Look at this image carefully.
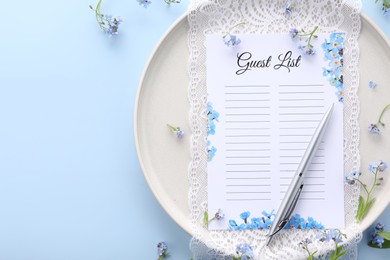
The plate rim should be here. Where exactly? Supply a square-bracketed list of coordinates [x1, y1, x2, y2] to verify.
[134, 11, 390, 236]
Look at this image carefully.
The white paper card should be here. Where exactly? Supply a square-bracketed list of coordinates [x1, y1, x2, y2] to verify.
[206, 34, 345, 230]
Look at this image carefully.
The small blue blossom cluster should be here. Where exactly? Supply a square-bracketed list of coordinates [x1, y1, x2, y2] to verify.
[214, 209, 225, 220]
[298, 238, 312, 250]
[222, 22, 245, 48]
[316, 229, 345, 243]
[316, 229, 347, 259]
[322, 33, 345, 102]
[368, 124, 381, 135]
[90, 1, 122, 36]
[289, 27, 318, 55]
[369, 80, 377, 89]
[157, 241, 169, 259]
[207, 102, 219, 136]
[345, 161, 387, 186]
[207, 102, 219, 162]
[370, 222, 386, 248]
[376, 0, 390, 16]
[344, 170, 359, 185]
[234, 243, 254, 260]
[104, 15, 122, 36]
[137, 0, 152, 8]
[368, 103, 390, 135]
[298, 238, 317, 259]
[353, 161, 387, 221]
[368, 160, 388, 173]
[228, 211, 324, 231]
[167, 124, 184, 139]
[283, 1, 292, 15]
[223, 35, 242, 48]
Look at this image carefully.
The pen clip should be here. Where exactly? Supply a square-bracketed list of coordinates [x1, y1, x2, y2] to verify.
[267, 184, 304, 238]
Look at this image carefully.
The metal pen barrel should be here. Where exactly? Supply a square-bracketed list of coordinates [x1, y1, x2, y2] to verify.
[266, 103, 334, 246]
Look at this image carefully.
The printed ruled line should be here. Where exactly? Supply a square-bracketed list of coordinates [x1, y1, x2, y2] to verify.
[226, 113, 271, 116]
[279, 105, 325, 108]
[227, 170, 270, 173]
[225, 85, 270, 88]
[280, 176, 325, 179]
[225, 99, 270, 102]
[224, 92, 270, 95]
[280, 148, 306, 151]
[279, 127, 316, 130]
[225, 143, 270, 145]
[226, 192, 271, 194]
[279, 84, 324, 87]
[308, 169, 325, 172]
[280, 163, 299, 165]
[225, 156, 271, 159]
[226, 163, 271, 166]
[279, 99, 324, 101]
[226, 128, 270, 130]
[280, 134, 313, 137]
[226, 120, 270, 123]
[279, 120, 321, 122]
[280, 183, 325, 186]
[227, 199, 272, 201]
[280, 141, 309, 144]
[227, 184, 271, 187]
[279, 113, 324, 115]
[299, 198, 325, 200]
[278, 198, 325, 201]
[226, 177, 271, 180]
[225, 107, 270, 109]
[278, 91, 324, 94]
[225, 134, 270, 137]
[280, 191, 325, 193]
[226, 148, 271, 151]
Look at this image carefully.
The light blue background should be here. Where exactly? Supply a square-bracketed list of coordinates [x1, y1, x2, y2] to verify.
[0, 0, 389, 259]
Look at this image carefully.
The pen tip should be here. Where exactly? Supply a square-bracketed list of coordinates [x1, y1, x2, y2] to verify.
[265, 236, 273, 247]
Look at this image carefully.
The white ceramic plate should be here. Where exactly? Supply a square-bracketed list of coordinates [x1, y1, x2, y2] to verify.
[134, 13, 390, 235]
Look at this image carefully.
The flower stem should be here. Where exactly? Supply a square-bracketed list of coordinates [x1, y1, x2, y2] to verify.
[377, 103, 390, 126]
[308, 26, 318, 41]
[359, 168, 379, 212]
[367, 168, 379, 195]
[230, 21, 246, 31]
[297, 26, 318, 37]
[356, 179, 369, 195]
[223, 22, 245, 38]
[167, 124, 178, 132]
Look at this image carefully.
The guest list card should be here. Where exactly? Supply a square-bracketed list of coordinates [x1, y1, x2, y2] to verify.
[206, 34, 345, 230]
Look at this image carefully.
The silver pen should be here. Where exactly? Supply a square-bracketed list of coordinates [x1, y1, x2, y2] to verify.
[265, 103, 335, 246]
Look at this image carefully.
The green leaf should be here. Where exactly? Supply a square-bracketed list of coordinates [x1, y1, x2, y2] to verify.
[329, 245, 346, 260]
[356, 196, 365, 221]
[368, 239, 390, 249]
[307, 255, 313, 260]
[337, 250, 347, 258]
[365, 198, 376, 212]
[203, 211, 208, 226]
[378, 232, 390, 241]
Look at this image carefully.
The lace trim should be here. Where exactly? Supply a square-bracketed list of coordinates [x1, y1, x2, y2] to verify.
[188, 1, 362, 259]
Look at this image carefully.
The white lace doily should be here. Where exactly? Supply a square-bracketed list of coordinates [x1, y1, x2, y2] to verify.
[187, 1, 362, 259]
